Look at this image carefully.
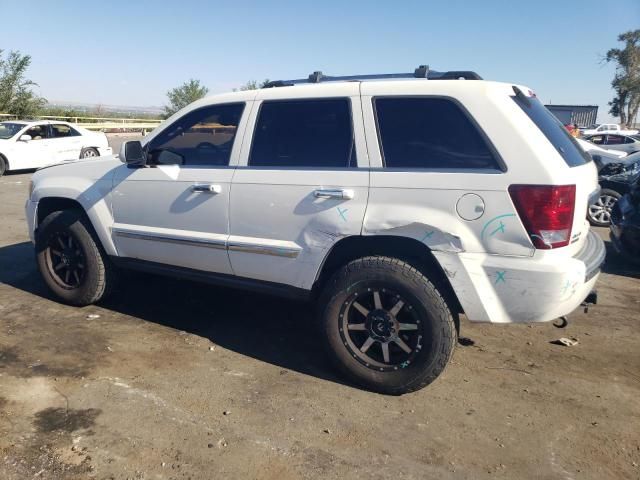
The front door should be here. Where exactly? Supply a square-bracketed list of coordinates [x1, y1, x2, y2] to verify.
[13, 123, 53, 169]
[111, 102, 249, 275]
[228, 85, 369, 289]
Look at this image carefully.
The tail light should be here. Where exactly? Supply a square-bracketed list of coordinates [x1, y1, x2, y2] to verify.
[508, 185, 575, 249]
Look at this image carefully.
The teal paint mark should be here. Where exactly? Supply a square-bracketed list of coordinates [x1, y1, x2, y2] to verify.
[420, 230, 434, 242]
[400, 361, 409, 369]
[490, 221, 506, 237]
[495, 271, 506, 284]
[561, 280, 571, 295]
[481, 214, 516, 239]
[337, 207, 348, 222]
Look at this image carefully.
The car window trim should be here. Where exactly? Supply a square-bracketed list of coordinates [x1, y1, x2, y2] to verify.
[247, 97, 356, 169]
[146, 102, 246, 167]
[371, 95, 507, 173]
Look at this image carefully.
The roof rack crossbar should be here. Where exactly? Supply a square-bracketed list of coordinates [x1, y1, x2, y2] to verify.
[262, 66, 482, 88]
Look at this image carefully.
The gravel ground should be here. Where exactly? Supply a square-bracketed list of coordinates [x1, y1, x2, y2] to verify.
[0, 155, 639, 479]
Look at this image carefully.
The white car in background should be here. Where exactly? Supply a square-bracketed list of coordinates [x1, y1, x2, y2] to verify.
[583, 133, 640, 155]
[0, 120, 112, 176]
[581, 123, 639, 136]
[576, 138, 628, 165]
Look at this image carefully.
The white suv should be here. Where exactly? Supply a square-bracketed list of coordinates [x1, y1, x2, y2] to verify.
[26, 67, 605, 394]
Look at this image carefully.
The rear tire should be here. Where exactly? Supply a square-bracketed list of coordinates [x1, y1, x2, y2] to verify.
[0, 155, 7, 176]
[318, 256, 456, 395]
[36, 210, 115, 306]
[80, 147, 99, 159]
[588, 189, 621, 227]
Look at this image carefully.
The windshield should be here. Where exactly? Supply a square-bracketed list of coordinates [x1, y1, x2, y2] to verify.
[512, 90, 592, 167]
[0, 122, 26, 140]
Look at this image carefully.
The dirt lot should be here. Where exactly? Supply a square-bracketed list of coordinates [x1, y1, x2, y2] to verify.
[0, 165, 639, 479]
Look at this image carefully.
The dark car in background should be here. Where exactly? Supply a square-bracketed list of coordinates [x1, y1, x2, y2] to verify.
[588, 155, 640, 226]
[610, 179, 640, 264]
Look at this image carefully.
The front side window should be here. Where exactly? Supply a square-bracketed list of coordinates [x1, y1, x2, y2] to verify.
[50, 124, 80, 138]
[25, 125, 49, 140]
[624, 136, 635, 144]
[148, 103, 245, 166]
[374, 97, 500, 170]
[249, 99, 354, 168]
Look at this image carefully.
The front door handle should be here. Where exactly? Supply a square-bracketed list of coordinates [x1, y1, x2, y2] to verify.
[191, 183, 222, 194]
[314, 188, 355, 200]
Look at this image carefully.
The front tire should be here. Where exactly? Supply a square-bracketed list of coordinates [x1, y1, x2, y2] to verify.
[0, 155, 7, 176]
[588, 189, 621, 227]
[318, 256, 457, 395]
[36, 210, 114, 306]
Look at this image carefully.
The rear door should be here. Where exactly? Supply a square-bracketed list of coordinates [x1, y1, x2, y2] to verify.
[228, 84, 369, 289]
[49, 124, 83, 161]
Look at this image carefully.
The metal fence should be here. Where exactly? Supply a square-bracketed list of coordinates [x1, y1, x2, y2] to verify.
[0, 113, 162, 132]
[545, 105, 598, 127]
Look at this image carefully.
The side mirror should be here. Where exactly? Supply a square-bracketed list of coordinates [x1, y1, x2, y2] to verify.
[19, 134, 32, 142]
[119, 140, 146, 167]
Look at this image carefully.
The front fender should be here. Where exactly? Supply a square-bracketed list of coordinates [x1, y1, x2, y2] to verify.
[31, 159, 120, 255]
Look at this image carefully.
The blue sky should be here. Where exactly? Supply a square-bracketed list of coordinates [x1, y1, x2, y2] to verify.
[2, 0, 638, 121]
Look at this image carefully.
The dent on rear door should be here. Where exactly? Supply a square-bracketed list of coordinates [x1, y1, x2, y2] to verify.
[227, 90, 370, 289]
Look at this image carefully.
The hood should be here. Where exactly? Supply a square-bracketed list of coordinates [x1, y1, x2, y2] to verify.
[35, 154, 122, 179]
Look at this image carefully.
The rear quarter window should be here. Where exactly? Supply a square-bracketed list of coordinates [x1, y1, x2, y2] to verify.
[374, 97, 502, 170]
[512, 90, 591, 167]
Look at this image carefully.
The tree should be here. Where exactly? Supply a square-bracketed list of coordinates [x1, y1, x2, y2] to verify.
[163, 79, 209, 118]
[0, 49, 46, 118]
[235, 79, 271, 91]
[605, 30, 640, 127]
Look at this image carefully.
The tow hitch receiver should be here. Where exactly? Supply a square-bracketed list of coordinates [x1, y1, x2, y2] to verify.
[581, 290, 598, 313]
[553, 290, 598, 328]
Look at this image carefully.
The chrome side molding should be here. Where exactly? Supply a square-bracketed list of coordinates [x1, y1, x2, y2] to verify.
[113, 228, 226, 250]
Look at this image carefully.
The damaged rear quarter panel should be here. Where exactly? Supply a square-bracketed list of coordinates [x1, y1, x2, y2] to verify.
[362, 185, 533, 256]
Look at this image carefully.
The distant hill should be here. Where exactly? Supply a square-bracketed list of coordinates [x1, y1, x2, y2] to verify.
[46, 100, 163, 116]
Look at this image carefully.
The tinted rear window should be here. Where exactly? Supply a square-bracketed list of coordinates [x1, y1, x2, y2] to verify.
[513, 93, 591, 167]
[374, 97, 501, 170]
[250, 99, 354, 168]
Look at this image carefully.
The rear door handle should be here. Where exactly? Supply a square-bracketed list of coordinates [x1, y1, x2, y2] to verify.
[191, 184, 222, 194]
[314, 188, 355, 200]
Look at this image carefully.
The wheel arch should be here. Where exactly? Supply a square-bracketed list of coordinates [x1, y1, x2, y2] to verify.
[35, 195, 117, 256]
[313, 235, 463, 319]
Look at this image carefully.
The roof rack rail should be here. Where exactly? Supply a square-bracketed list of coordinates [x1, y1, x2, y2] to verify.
[262, 65, 482, 88]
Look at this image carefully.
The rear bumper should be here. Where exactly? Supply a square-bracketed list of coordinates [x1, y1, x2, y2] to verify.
[98, 146, 113, 157]
[434, 230, 605, 323]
